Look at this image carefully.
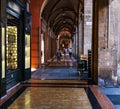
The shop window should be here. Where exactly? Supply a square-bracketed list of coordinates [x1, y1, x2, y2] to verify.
[6, 15, 18, 70]
[2, 27, 5, 78]
[25, 34, 30, 68]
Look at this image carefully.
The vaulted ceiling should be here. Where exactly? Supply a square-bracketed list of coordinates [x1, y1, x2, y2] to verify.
[41, 0, 84, 36]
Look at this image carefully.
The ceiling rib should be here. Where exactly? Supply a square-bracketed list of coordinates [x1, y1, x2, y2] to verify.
[41, 0, 83, 37]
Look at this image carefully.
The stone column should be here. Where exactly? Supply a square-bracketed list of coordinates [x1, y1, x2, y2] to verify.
[79, 18, 84, 55]
[84, 0, 92, 55]
[72, 35, 76, 56]
[75, 32, 77, 57]
[91, 0, 99, 84]
[57, 38, 59, 49]
[77, 21, 80, 58]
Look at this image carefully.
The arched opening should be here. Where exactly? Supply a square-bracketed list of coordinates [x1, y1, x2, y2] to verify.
[30, 0, 93, 83]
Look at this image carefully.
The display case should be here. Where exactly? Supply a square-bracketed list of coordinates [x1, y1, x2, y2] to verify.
[6, 26, 18, 70]
[25, 34, 30, 68]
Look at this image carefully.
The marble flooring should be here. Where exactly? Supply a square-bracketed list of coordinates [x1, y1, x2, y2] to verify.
[32, 68, 88, 80]
[32, 56, 88, 80]
[7, 87, 93, 109]
[0, 55, 115, 109]
[44, 55, 77, 68]
[0, 83, 115, 109]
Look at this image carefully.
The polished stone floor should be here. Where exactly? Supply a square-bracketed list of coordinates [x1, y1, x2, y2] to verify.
[7, 87, 93, 109]
[32, 68, 88, 80]
[44, 54, 77, 68]
[32, 55, 88, 80]
[0, 55, 115, 109]
[1, 83, 115, 109]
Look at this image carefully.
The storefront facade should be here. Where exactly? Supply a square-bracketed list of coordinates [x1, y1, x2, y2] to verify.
[0, 0, 31, 97]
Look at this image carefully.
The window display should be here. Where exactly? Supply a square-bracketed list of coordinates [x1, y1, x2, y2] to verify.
[2, 27, 5, 78]
[25, 34, 30, 68]
[6, 26, 18, 70]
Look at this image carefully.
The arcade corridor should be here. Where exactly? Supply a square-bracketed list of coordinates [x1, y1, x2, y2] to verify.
[1, 0, 120, 109]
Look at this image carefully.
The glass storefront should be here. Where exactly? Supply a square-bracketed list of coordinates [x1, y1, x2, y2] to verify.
[2, 27, 5, 78]
[6, 15, 18, 70]
[25, 34, 30, 68]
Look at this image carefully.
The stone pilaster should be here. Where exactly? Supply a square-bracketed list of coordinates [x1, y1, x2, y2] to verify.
[84, 0, 92, 55]
[91, 0, 99, 84]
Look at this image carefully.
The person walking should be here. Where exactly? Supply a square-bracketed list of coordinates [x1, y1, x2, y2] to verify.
[56, 48, 62, 64]
[68, 47, 72, 59]
[63, 47, 67, 60]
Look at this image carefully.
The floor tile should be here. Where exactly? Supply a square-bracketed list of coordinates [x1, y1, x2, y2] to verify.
[7, 87, 93, 109]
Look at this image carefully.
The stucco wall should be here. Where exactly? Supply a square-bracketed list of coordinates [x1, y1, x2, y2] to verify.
[30, 0, 44, 68]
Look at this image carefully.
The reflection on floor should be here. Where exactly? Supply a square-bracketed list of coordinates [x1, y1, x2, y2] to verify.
[0, 55, 115, 109]
[32, 68, 88, 80]
[33, 55, 88, 81]
[44, 55, 77, 68]
[8, 87, 93, 109]
[0, 84, 115, 109]
[1, 84, 104, 109]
